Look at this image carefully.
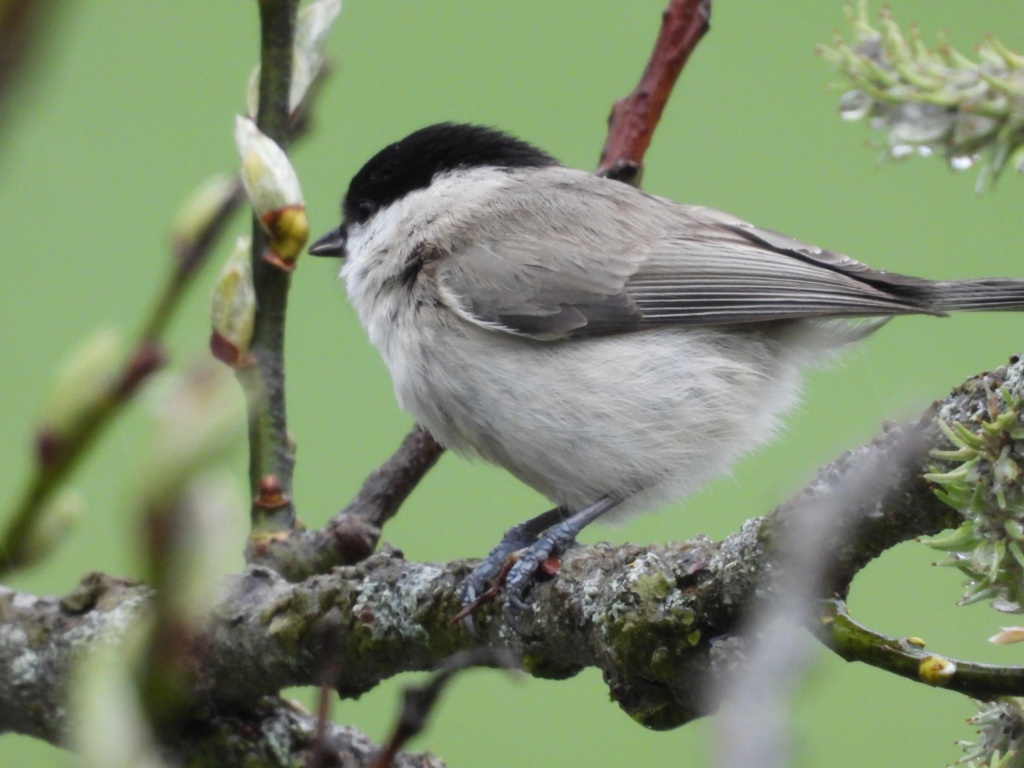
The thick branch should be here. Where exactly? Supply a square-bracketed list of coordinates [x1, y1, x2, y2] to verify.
[0, 575, 442, 766]
[0, 573, 152, 742]
[9, 355, 1016, 738]
[168, 697, 445, 768]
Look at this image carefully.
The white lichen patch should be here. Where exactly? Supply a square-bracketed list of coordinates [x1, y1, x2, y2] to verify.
[352, 563, 444, 641]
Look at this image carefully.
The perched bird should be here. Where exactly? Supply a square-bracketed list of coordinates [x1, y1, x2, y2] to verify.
[309, 122, 1024, 622]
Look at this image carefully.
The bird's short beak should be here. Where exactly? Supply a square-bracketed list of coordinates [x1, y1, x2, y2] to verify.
[308, 227, 347, 257]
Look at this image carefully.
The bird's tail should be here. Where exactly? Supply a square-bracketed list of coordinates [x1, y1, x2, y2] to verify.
[925, 279, 1024, 313]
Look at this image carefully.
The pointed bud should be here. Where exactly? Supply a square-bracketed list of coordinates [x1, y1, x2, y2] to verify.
[209, 236, 256, 368]
[234, 116, 308, 268]
[171, 173, 239, 259]
[7, 489, 82, 569]
[42, 328, 123, 435]
[291, 0, 342, 110]
[246, 0, 342, 116]
[990, 626, 1024, 644]
[235, 116, 304, 215]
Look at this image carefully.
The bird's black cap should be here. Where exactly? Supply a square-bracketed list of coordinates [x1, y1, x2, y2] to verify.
[342, 123, 558, 225]
[308, 123, 559, 258]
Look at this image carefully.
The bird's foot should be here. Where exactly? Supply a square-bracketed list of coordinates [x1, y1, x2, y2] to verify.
[455, 507, 569, 634]
[455, 496, 622, 635]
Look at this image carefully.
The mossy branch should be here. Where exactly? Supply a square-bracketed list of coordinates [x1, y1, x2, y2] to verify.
[9, 359, 1024, 741]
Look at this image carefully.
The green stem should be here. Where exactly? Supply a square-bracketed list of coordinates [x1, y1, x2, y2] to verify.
[820, 598, 1024, 698]
[247, 0, 299, 531]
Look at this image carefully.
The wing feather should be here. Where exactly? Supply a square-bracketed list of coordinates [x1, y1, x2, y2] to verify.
[430, 169, 936, 339]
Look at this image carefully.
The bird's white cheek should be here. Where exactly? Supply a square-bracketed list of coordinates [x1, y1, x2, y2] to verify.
[339, 218, 423, 359]
[340, 201, 418, 286]
[339, 228, 369, 291]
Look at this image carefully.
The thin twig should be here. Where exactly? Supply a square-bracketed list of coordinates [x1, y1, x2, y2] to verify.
[820, 598, 1024, 697]
[0, 187, 243, 577]
[246, 426, 444, 580]
[370, 650, 518, 768]
[304, 607, 345, 768]
[141, 180, 246, 344]
[338, 425, 444, 531]
[0, 1, 63, 140]
[596, 0, 711, 184]
[0, 346, 165, 576]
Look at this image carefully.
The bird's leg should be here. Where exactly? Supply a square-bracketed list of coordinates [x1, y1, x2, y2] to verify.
[503, 494, 623, 628]
[459, 505, 570, 613]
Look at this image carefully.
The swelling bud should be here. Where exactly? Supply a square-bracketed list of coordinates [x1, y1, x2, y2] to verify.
[234, 116, 308, 269]
[209, 236, 256, 368]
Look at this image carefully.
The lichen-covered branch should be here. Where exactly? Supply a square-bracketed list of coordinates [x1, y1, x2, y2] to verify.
[0, 573, 152, 742]
[11, 357, 1023, 741]
[0, 575, 442, 766]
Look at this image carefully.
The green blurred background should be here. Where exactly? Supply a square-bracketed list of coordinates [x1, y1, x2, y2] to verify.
[2, 1, 1021, 765]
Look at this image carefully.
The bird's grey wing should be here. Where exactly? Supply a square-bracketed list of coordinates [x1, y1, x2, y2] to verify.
[432, 182, 936, 340]
[627, 206, 938, 328]
[434, 235, 645, 339]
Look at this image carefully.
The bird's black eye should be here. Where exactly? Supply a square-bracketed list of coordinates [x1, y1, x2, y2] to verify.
[355, 200, 377, 224]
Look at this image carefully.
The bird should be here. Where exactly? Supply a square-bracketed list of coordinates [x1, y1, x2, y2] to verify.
[308, 121, 1024, 625]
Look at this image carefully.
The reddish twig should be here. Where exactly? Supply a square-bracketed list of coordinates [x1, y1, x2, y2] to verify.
[596, 0, 711, 183]
[304, 607, 344, 768]
[370, 650, 518, 768]
[0, 1, 63, 138]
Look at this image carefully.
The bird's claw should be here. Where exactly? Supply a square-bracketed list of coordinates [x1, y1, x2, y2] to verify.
[453, 557, 515, 635]
[455, 540, 561, 637]
[454, 503, 607, 635]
